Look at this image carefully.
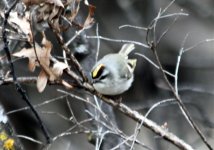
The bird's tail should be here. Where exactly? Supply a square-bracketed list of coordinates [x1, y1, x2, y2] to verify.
[119, 43, 135, 57]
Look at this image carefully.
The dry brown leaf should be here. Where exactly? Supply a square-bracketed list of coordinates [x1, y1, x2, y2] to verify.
[36, 61, 69, 92]
[46, 0, 64, 7]
[13, 40, 52, 72]
[61, 80, 73, 90]
[13, 44, 43, 72]
[33, 1, 64, 32]
[83, 0, 95, 29]
[13, 37, 53, 92]
[41, 37, 52, 67]
[1, 11, 32, 42]
[66, 0, 81, 22]
[51, 62, 68, 78]
[23, 0, 46, 6]
[13, 37, 69, 92]
[37, 70, 48, 93]
[23, 0, 64, 7]
[36, 61, 68, 92]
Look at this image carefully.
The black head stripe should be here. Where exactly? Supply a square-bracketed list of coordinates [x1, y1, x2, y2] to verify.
[92, 64, 105, 79]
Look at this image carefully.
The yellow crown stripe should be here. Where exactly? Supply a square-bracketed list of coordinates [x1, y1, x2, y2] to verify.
[92, 64, 104, 78]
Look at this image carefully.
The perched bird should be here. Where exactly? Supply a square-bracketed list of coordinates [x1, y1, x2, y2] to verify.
[91, 44, 137, 95]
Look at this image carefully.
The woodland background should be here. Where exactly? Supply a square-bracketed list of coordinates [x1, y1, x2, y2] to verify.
[0, 0, 214, 150]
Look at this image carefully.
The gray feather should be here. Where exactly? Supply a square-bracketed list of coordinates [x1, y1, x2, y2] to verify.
[119, 44, 135, 57]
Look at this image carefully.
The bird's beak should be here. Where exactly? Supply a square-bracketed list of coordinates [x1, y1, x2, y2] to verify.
[92, 80, 95, 84]
[92, 78, 99, 84]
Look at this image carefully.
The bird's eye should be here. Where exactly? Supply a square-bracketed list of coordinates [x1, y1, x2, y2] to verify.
[100, 74, 108, 80]
[92, 64, 105, 79]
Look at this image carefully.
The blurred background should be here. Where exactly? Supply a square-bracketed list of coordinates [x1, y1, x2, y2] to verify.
[91, 0, 214, 149]
[1, 0, 214, 149]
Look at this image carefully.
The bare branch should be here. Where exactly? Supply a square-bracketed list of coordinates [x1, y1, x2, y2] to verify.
[85, 35, 150, 48]
[95, 23, 100, 62]
[119, 24, 147, 31]
[16, 135, 44, 145]
[183, 39, 214, 53]
[6, 95, 67, 115]
[135, 53, 175, 77]
[48, 23, 88, 82]
[144, 1, 213, 148]
[157, 16, 179, 45]
[81, 81, 195, 150]
[152, 42, 212, 150]
[155, 12, 188, 20]
[130, 99, 176, 149]
[175, 33, 190, 94]
[52, 118, 93, 141]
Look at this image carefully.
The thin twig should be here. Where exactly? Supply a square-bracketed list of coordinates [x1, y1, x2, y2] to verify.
[65, 28, 85, 47]
[153, 9, 162, 45]
[81, 82, 194, 150]
[183, 39, 214, 52]
[119, 24, 147, 31]
[57, 89, 108, 120]
[162, 0, 176, 14]
[85, 35, 150, 48]
[111, 134, 153, 150]
[87, 110, 130, 149]
[52, 118, 93, 141]
[157, 16, 179, 45]
[48, 22, 88, 82]
[130, 98, 175, 149]
[174, 33, 189, 94]
[16, 135, 44, 145]
[86, 110, 153, 150]
[41, 111, 72, 122]
[135, 53, 175, 77]
[7, 95, 67, 115]
[65, 96, 76, 121]
[65, 117, 92, 134]
[0, 76, 37, 85]
[53, 129, 93, 141]
[152, 44, 212, 150]
[145, 1, 213, 148]
[63, 48, 70, 70]
[155, 12, 188, 20]
[95, 23, 100, 62]
[174, 47, 183, 95]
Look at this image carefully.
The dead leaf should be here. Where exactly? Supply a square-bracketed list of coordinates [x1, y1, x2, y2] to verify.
[13, 43, 43, 72]
[13, 37, 69, 92]
[61, 80, 73, 90]
[23, 0, 64, 7]
[37, 70, 48, 93]
[66, 0, 80, 23]
[33, 1, 64, 32]
[1, 11, 32, 42]
[46, 0, 64, 7]
[13, 37, 53, 92]
[13, 39, 52, 72]
[23, 0, 45, 6]
[83, 0, 96, 29]
[51, 62, 68, 78]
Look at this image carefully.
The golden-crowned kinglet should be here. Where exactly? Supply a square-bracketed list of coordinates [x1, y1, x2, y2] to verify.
[91, 44, 137, 95]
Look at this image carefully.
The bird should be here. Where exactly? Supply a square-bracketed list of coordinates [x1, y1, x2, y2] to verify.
[91, 43, 137, 95]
